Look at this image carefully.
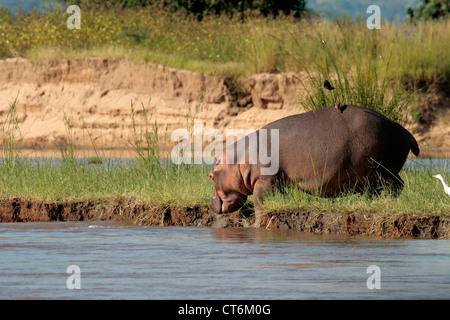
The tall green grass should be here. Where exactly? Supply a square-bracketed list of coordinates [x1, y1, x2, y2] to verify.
[289, 30, 412, 124]
[128, 99, 165, 166]
[1, 5, 448, 83]
[0, 156, 448, 216]
[0, 159, 212, 206]
[261, 169, 450, 217]
[1, 94, 22, 168]
[0, 92, 211, 206]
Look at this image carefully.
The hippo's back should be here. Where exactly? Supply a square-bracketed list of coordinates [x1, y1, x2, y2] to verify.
[261, 105, 419, 192]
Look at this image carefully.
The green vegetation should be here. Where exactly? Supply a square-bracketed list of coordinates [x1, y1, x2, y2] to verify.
[0, 160, 213, 206]
[407, 0, 450, 21]
[0, 96, 212, 206]
[1, 155, 448, 217]
[0, 5, 448, 82]
[1, 95, 23, 169]
[61, 0, 308, 19]
[0, 97, 448, 216]
[262, 168, 450, 217]
[295, 30, 413, 124]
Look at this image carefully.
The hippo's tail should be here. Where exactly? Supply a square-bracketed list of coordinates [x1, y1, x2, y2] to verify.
[404, 127, 420, 156]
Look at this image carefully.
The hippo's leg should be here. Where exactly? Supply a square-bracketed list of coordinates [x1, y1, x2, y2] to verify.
[383, 172, 404, 197]
[371, 170, 404, 197]
[253, 179, 274, 208]
[252, 179, 274, 228]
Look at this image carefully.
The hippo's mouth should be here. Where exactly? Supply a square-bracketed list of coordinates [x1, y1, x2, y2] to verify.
[209, 192, 223, 214]
[209, 190, 247, 214]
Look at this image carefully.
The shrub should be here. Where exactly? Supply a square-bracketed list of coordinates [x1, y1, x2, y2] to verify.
[59, 0, 308, 19]
[407, 0, 450, 21]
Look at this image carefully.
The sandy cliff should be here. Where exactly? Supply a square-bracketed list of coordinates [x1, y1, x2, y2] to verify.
[0, 57, 448, 158]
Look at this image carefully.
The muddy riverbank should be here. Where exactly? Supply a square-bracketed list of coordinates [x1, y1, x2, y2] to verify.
[1, 198, 448, 239]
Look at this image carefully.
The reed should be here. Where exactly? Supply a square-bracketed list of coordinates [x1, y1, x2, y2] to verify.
[128, 99, 164, 166]
[1, 94, 23, 168]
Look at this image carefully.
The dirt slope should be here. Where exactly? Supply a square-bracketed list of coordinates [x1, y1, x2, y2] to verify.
[0, 57, 448, 158]
[0, 58, 302, 157]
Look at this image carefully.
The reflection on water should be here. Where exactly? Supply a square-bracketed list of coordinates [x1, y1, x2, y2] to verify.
[1, 158, 449, 171]
[404, 158, 449, 171]
[0, 222, 449, 299]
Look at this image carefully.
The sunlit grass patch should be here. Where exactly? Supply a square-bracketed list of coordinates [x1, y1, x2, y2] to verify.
[261, 169, 450, 217]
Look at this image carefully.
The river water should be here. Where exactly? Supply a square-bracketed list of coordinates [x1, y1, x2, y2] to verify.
[2, 157, 449, 171]
[0, 222, 449, 300]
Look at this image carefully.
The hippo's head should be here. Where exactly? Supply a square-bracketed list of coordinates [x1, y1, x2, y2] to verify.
[208, 155, 250, 214]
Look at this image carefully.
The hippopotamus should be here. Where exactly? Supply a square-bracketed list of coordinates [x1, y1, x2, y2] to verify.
[209, 105, 420, 214]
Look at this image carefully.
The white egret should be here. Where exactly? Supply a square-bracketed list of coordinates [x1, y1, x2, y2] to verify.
[432, 174, 450, 197]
